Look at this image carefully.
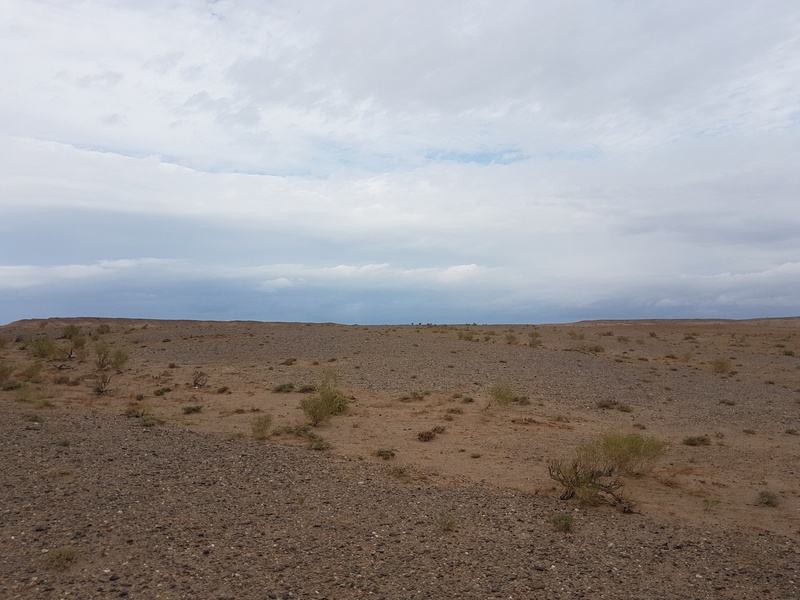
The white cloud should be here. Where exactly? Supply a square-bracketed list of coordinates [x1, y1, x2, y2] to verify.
[1, 1, 799, 323]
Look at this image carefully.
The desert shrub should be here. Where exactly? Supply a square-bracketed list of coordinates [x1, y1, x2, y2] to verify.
[398, 390, 429, 402]
[296, 384, 317, 393]
[574, 344, 604, 353]
[61, 325, 81, 340]
[111, 349, 129, 372]
[457, 330, 475, 341]
[0, 364, 13, 384]
[280, 357, 297, 366]
[217, 386, 229, 394]
[489, 382, 516, 405]
[139, 414, 164, 427]
[94, 344, 111, 370]
[2, 380, 23, 391]
[579, 432, 666, 476]
[431, 425, 446, 434]
[375, 448, 396, 460]
[0, 338, 7, 349]
[122, 405, 150, 418]
[29, 337, 58, 359]
[183, 405, 203, 414]
[683, 435, 711, 446]
[251, 414, 273, 439]
[433, 514, 457, 532]
[548, 459, 626, 507]
[153, 387, 171, 396]
[93, 372, 113, 395]
[308, 437, 331, 451]
[45, 546, 79, 570]
[95, 324, 111, 335]
[756, 490, 779, 507]
[528, 331, 542, 347]
[710, 358, 731, 374]
[505, 333, 518, 345]
[550, 513, 575, 533]
[273, 382, 295, 393]
[300, 383, 349, 426]
[418, 430, 436, 442]
[20, 362, 44, 383]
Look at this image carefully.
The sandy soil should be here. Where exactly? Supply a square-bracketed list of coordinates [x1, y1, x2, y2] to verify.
[1, 317, 798, 598]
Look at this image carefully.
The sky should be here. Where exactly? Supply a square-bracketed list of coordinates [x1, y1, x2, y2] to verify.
[1, 1, 799, 325]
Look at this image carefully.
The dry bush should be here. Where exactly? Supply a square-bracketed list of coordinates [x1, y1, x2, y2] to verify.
[548, 459, 626, 508]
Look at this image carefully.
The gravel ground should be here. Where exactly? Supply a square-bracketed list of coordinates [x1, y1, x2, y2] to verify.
[1, 403, 798, 599]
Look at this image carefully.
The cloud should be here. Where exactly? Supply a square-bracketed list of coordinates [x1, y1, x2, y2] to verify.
[1, 1, 799, 324]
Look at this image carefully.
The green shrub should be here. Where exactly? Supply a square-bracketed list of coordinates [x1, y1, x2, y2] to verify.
[273, 382, 295, 393]
[300, 372, 348, 426]
[550, 513, 575, 533]
[251, 414, 273, 439]
[375, 448, 396, 460]
[579, 432, 666, 476]
[29, 337, 58, 359]
[489, 382, 516, 405]
[182, 405, 203, 414]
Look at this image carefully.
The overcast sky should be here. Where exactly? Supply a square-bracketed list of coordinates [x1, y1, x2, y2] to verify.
[1, 1, 799, 325]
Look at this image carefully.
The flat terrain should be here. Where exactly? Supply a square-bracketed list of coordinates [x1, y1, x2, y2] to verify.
[1, 317, 799, 598]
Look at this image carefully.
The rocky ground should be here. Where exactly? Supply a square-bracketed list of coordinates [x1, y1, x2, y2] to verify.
[1, 317, 799, 598]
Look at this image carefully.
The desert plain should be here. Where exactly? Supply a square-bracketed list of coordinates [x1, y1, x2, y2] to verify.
[1, 317, 798, 598]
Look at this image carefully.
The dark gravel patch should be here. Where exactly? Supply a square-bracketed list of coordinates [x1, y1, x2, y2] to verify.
[1, 403, 798, 599]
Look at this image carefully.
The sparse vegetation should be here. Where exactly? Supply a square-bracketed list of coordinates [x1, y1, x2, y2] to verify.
[273, 382, 295, 393]
[375, 448, 396, 460]
[45, 546, 79, 570]
[489, 382, 515, 404]
[299, 371, 348, 426]
[550, 512, 575, 533]
[418, 430, 436, 442]
[433, 514, 457, 532]
[182, 405, 203, 414]
[595, 399, 633, 412]
[756, 490, 779, 507]
[251, 414, 273, 439]
[710, 358, 731, 374]
[548, 459, 627, 508]
[683, 435, 711, 446]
